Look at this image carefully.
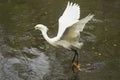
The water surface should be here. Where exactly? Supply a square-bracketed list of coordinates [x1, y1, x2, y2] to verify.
[0, 0, 120, 80]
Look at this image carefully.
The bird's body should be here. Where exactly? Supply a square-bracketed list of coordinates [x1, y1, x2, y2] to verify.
[35, 2, 94, 50]
[35, 1, 94, 72]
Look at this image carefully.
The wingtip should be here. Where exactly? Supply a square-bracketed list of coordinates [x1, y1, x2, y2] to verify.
[67, 1, 70, 6]
[87, 14, 95, 20]
[88, 14, 95, 17]
[67, 1, 79, 7]
[79, 14, 94, 24]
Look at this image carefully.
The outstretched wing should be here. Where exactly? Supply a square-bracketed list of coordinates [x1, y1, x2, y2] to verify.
[61, 14, 94, 41]
[57, 2, 80, 39]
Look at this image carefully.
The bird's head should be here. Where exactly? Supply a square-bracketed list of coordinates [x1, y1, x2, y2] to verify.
[35, 24, 48, 32]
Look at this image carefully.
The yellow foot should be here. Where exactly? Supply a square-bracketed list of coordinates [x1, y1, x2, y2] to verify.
[72, 62, 81, 71]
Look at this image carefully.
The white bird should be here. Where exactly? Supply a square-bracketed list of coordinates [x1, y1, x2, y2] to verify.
[35, 1, 94, 72]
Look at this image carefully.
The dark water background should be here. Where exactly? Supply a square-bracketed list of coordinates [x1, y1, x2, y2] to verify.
[0, 0, 120, 80]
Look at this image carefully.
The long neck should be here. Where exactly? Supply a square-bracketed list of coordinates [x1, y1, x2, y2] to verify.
[40, 28, 61, 46]
[41, 30, 52, 44]
[41, 30, 61, 46]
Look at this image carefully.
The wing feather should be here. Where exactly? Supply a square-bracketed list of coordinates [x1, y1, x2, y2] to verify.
[57, 2, 80, 39]
[61, 14, 94, 41]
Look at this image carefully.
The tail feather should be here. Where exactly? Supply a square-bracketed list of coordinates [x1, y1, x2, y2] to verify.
[72, 42, 83, 49]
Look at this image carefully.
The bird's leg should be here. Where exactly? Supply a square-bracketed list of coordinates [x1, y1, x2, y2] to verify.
[76, 50, 79, 65]
[72, 49, 81, 72]
[72, 50, 76, 72]
[72, 50, 77, 63]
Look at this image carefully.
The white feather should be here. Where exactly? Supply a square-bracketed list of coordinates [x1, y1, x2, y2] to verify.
[57, 1, 80, 39]
[34, 2, 94, 50]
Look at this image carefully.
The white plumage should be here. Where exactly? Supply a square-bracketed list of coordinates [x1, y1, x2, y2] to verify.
[35, 1, 94, 50]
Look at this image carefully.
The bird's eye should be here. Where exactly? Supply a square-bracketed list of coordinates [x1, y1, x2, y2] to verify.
[35, 26, 39, 30]
[36, 26, 39, 29]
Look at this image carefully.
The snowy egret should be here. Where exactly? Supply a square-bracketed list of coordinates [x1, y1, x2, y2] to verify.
[35, 1, 94, 72]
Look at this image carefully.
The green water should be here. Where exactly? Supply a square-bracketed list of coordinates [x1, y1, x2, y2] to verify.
[0, 0, 120, 80]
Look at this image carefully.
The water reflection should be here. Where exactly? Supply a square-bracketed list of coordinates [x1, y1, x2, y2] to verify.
[0, 0, 120, 80]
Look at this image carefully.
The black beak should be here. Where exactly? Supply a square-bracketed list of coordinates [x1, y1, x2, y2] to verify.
[27, 28, 35, 31]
